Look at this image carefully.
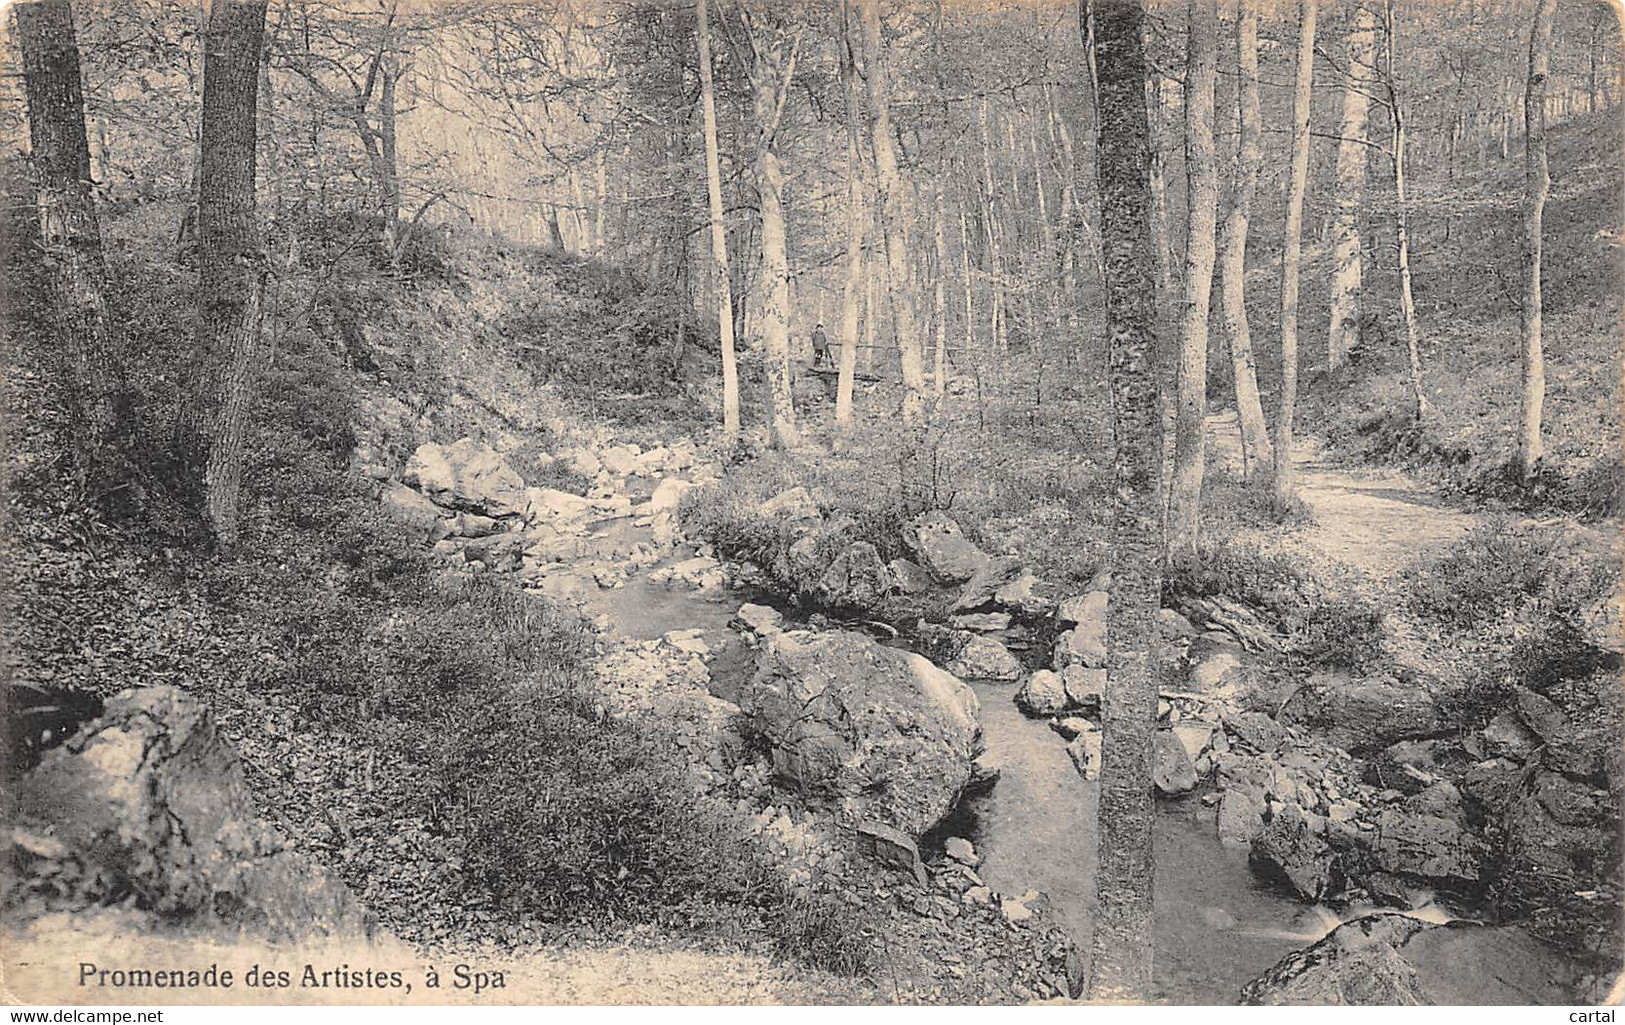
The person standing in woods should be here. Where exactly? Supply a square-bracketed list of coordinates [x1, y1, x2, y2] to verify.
[811, 322, 832, 369]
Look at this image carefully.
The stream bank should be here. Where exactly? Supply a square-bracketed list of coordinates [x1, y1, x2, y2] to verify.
[373, 426, 1605, 1004]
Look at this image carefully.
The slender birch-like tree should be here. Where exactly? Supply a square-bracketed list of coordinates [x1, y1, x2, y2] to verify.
[1167, 0, 1218, 570]
[695, 0, 740, 447]
[1216, 0, 1272, 484]
[1271, 0, 1317, 514]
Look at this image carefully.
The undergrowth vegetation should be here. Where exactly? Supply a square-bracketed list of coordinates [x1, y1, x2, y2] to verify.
[1401, 517, 1620, 704]
[1172, 541, 1390, 674]
[3, 199, 873, 975]
[682, 413, 1117, 603]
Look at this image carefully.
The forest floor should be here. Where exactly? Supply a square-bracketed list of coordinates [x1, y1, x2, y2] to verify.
[1206, 408, 1481, 582]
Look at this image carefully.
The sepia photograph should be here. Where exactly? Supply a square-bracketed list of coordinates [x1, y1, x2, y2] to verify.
[0, 0, 1621, 1009]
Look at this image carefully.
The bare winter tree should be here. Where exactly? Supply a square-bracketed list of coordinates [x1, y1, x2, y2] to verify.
[743, 9, 801, 450]
[859, 0, 927, 425]
[695, 0, 740, 448]
[1326, 4, 1376, 371]
[1217, 0, 1272, 484]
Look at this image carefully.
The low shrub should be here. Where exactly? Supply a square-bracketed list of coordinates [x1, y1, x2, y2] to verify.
[427, 674, 875, 975]
[1402, 517, 1618, 694]
[1174, 541, 1389, 672]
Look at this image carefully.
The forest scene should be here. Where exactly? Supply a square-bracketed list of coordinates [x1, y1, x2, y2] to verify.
[2, 0, 1623, 1007]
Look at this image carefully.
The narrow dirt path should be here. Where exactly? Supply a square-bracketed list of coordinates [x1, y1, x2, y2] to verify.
[1205, 409, 1481, 582]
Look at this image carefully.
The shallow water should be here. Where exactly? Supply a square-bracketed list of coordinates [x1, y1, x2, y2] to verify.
[574, 503, 1583, 1004]
[946, 682, 1318, 1003]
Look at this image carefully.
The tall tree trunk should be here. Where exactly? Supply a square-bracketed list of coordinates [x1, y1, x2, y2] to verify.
[960, 203, 975, 385]
[978, 98, 1007, 361]
[859, 0, 926, 423]
[1272, 0, 1316, 514]
[750, 37, 799, 449]
[1520, 0, 1557, 477]
[1087, 0, 1164, 1002]
[1382, 0, 1428, 424]
[182, 0, 269, 546]
[837, 0, 865, 429]
[16, 0, 126, 490]
[933, 181, 949, 400]
[594, 147, 607, 252]
[1327, 6, 1375, 371]
[1168, 0, 1218, 572]
[379, 60, 400, 260]
[1217, 0, 1272, 483]
[1146, 66, 1178, 512]
[864, 249, 879, 375]
[696, 0, 740, 446]
[1053, 92, 1080, 336]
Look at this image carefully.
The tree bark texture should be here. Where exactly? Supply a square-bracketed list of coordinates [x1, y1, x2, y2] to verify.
[1168, 0, 1218, 572]
[1520, 0, 1557, 476]
[750, 34, 799, 449]
[1216, 0, 1273, 483]
[1381, 0, 1428, 424]
[16, 0, 126, 490]
[1327, 5, 1376, 371]
[859, 0, 927, 424]
[837, 0, 866, 429]
[1271, 0, 1316, 514]
[1086, 0, 1164, 1004]
[696, 0, 740, 446]
[180, 0, 269, 546]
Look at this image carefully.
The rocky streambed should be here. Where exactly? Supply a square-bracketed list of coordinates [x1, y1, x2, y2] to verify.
[370, 436, 1612, 1003]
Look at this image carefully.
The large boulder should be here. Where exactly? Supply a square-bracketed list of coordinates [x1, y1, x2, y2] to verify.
[1480, 710, 1540, 763]
[946, 635, 1024, 681]
[1251, 802, 1340, 900]
[1225, 711, 1285, 754]
[1372, 809, 1481, 883]
[1500, 771, 1616, 938]
[1153, 730, 1199, 795]
[733, 603, 784, 636]
[888, 558, 935, 596]
[1052, 592, 1108, 669]
[739, 630, 982, 838]
[404, 438, 527, 518]
[905, 511, 990, 585]
[1016, 670, 1069, 716]
[1240, 914, 1431, 1005]
[952, 557, 1026, 613]
[1067, 730, 1102, 781]
[1513, 686, 1605, 779]
[759, 485, 823, 524]
[8, 687, 377, 942]
[1218, 788, 1268, 845]
[814, 542, 894, 613]
[1061, 665, 1105, 710]
[994, 572, 1052, 618]
[1319, 678, 1448, 753]
[379, 482, 444, 539]
[526, 486, 593, 528]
